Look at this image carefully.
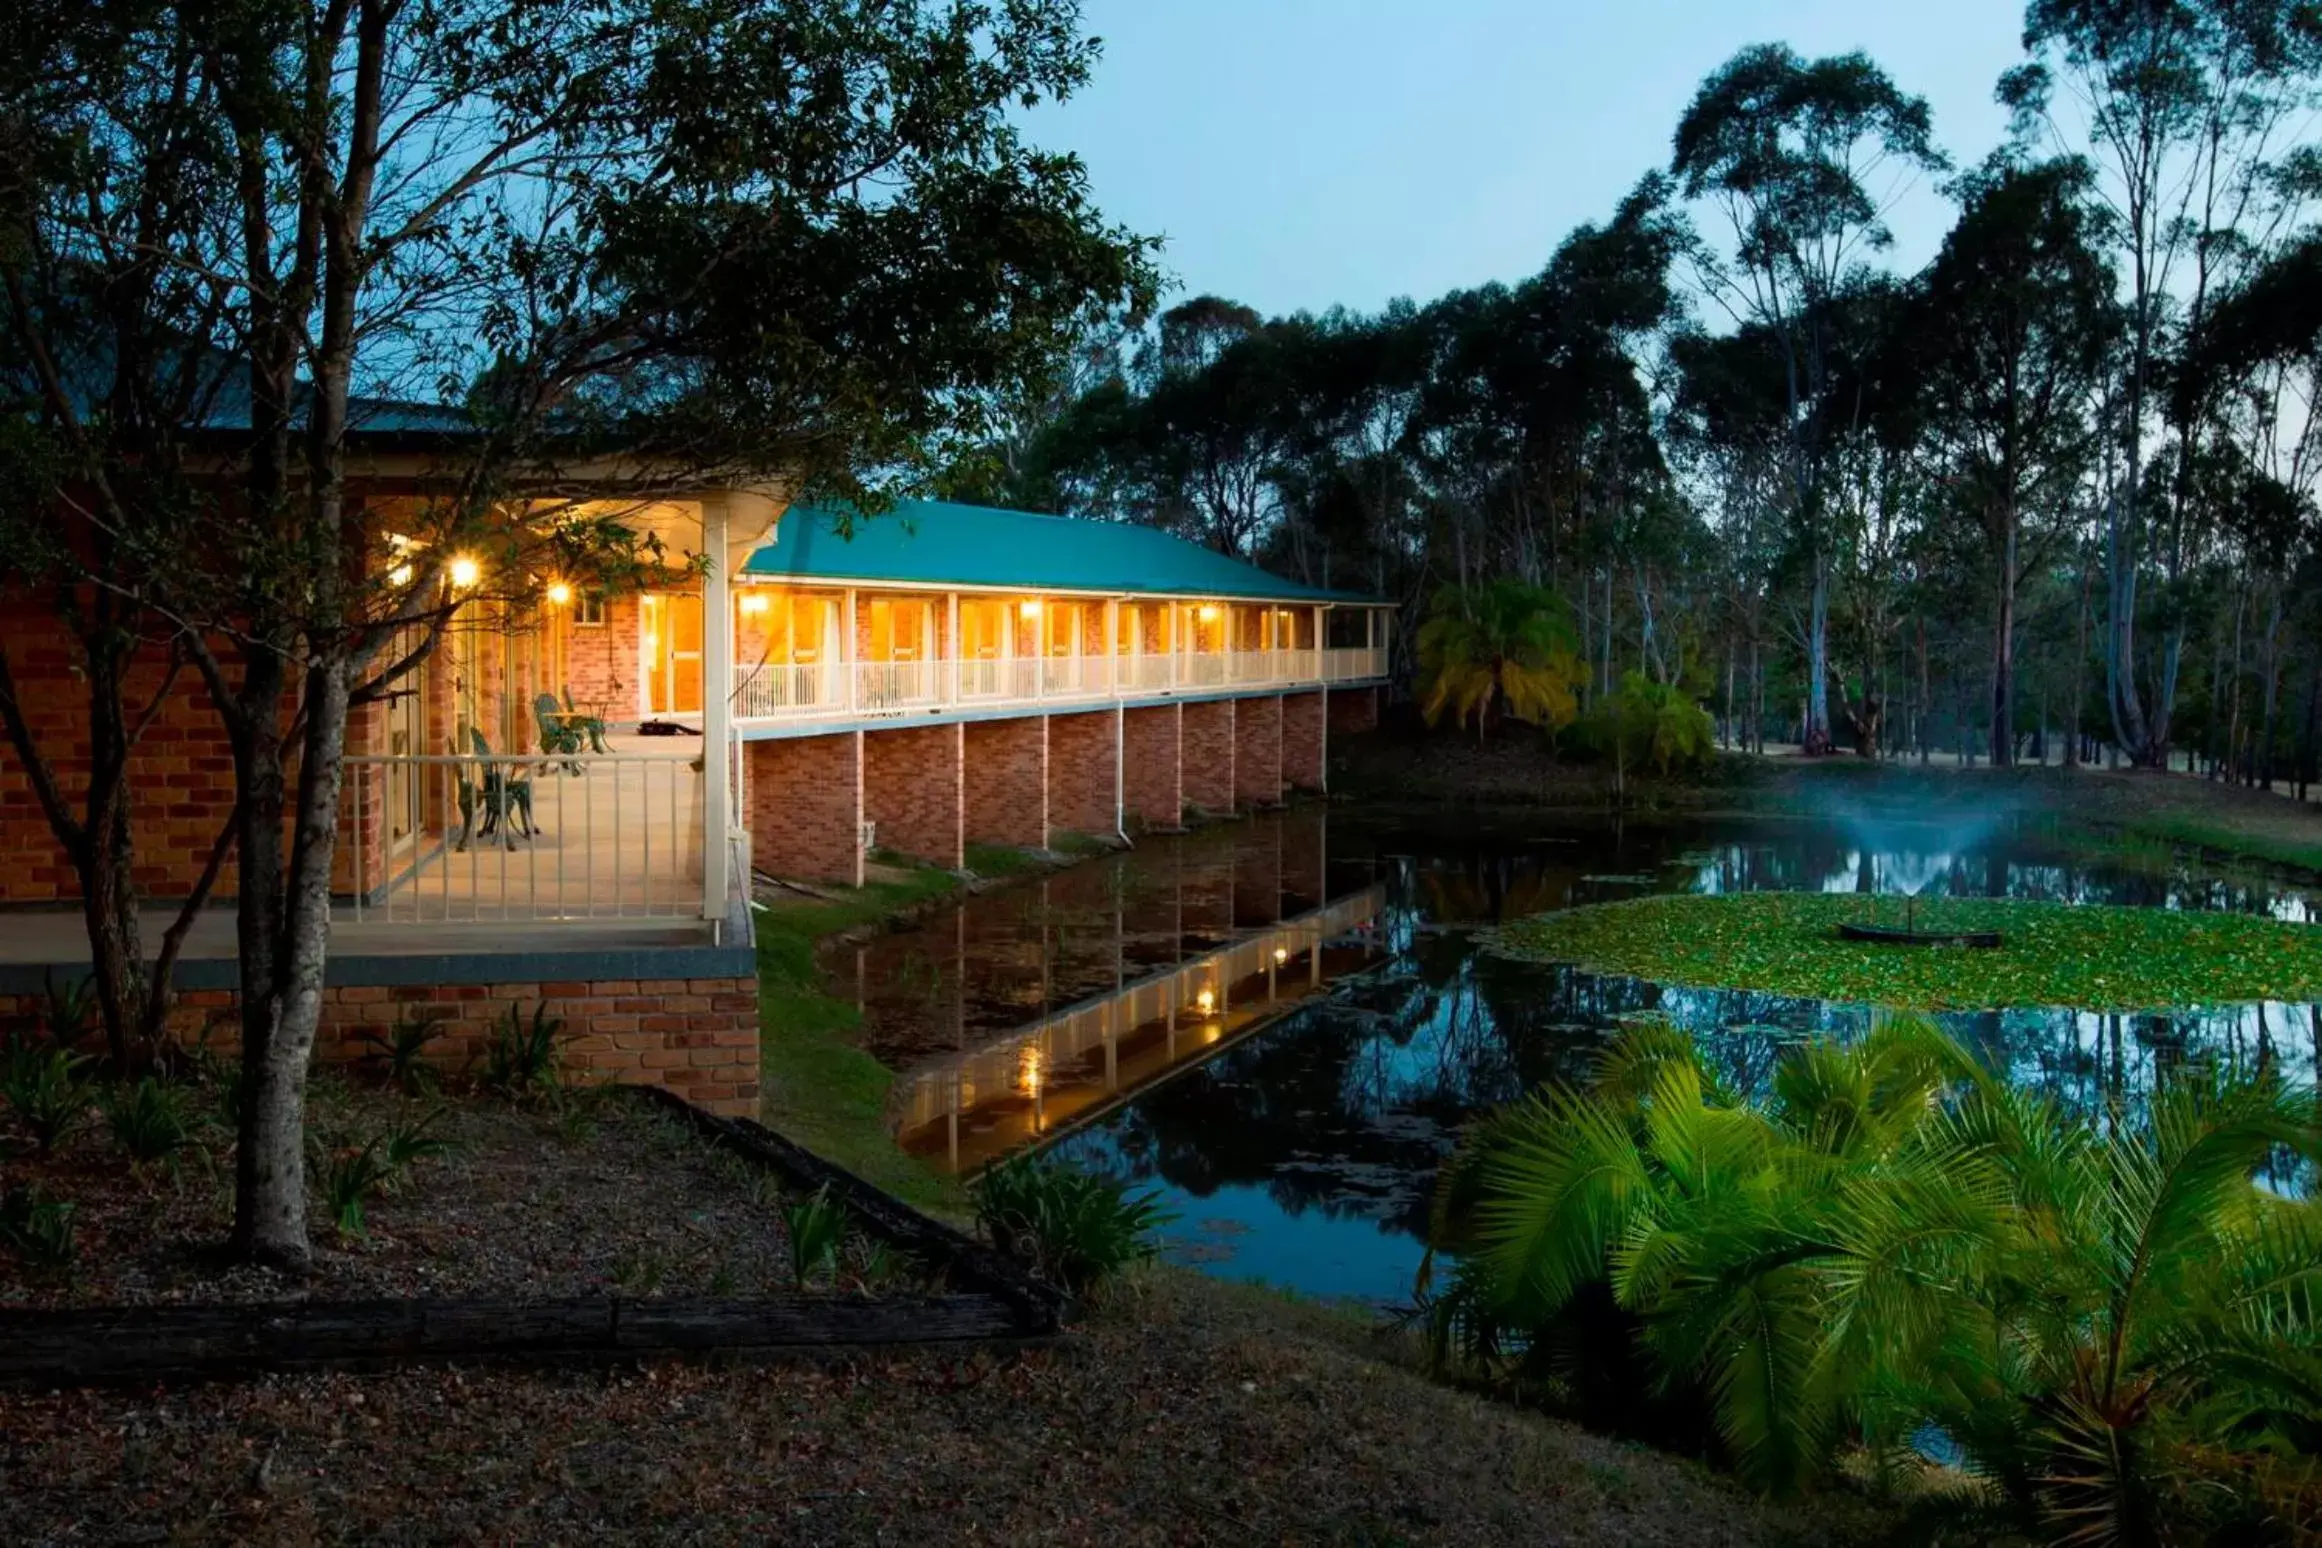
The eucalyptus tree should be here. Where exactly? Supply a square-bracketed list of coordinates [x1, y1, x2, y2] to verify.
[1, 0, 1153, 1268]
[2005, 0, 2322, 763]
[1670, 44, 1947, 753]
[1911, 157, 2119, 764]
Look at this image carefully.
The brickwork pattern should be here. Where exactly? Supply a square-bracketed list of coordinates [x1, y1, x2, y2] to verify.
[1281, 690, 1326, 792]
[863, 724, 963, 869]
[1180, 698, 1236, 816]
[1120, 705, 1183, 831]
[1233, 693, 1285, 809]
[1328, 683, 1380, 734]
[3, 977, 764, 1120]
[565, 596, 640, 720]
[1044, 710, 1118, 840]
[747, 731, 862, 884]
[962, 717, 1046, 849]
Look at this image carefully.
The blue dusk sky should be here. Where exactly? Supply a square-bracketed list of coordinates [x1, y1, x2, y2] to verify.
[1027, 0, 2035, 317]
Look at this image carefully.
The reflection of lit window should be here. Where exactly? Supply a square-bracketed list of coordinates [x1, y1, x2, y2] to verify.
[1194, 987, 1216, 1016]
[1017, 1044, 1043, 1097]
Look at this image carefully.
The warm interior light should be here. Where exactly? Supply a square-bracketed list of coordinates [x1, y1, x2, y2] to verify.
[448, 555, 481, 589]
[1195, 987, 1216, 1016]
[387, 563, 414, 589]
[739, 592, 771, 616]
[1198, 605, 1220, 622]
[546, 581, 573, 606]
[1018, 599, 1042, 619]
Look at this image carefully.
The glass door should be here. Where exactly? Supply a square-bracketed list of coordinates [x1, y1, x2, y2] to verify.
[385, 626, 426, 856]
[640, 592, 705, 715]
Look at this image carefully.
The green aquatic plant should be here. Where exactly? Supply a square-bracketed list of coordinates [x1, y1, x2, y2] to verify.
[1489, 892, 2322, 1011]
[977, 1155, 1172, 1297]
[1429, 1018, 2322, 1540]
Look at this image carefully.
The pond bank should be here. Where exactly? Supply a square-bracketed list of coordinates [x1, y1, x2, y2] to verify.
[1334, 733, 2322, 876]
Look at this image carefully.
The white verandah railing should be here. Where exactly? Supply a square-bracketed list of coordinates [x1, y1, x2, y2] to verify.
[341, 753, 704, 925]
[731, 645, 1387, 724]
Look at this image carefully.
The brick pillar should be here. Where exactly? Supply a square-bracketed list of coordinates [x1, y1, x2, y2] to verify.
[1234, 693, 1284, 809]
[964, 716, 1047, 850]
[1045, 709, 1118, 840]
[1327, 683, 1379, 734]
[1181, 698, 1236, 816]
[748, 731, 862, 885]
[1122, 704, 1184, 831]
[1281, 690, 1326, 793]
[863, 723, 963, 869]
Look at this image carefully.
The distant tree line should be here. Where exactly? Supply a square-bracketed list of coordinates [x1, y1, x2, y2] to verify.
[945, 1, 2322, 788]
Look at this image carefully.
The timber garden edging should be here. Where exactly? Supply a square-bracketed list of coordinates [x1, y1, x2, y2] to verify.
[0, 1089, 1064, 1387]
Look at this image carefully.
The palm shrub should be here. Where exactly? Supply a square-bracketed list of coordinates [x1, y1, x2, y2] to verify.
[977, 1154, 1172, 1297]
[1431, 1017, 2322, 1541]
[1416, 581, 1584, 743]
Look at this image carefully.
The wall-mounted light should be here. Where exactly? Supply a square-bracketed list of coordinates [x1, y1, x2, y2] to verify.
[1018, 599, 1042, 619]
[546, 581, 573, 606]
[739, 592, 771, 616]
[1273, 946, 1289, 965]
[448, 555, 481, 589]
[1197, 605, 1220, 622]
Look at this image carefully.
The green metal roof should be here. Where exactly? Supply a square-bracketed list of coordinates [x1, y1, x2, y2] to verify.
[742, 499, 1378, 604]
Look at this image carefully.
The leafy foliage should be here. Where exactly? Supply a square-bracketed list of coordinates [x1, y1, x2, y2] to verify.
[1573, 670, 1718, 775]
[100, 1076, 197, 1167]
[1417, 582, 1584, 740]
[977, 1155, 1173, 1297]
[1430, 1019, 2322, 1540]
[2, 1036, 94, 1156]
[480, 1004, 565, 1100]
[780, 1185, 846, 1290]
[1491, 892, 2322, 1011]
[0, 1182, 77, 1273]
[308, 1108, 452, 1241]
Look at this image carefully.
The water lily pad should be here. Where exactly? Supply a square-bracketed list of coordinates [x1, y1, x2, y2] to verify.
[1486, 893, 2322, 1012]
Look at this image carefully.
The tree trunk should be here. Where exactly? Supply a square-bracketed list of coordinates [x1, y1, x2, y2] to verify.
[1990, 503, 2017, 768]
[1803, 559, 1832, 755]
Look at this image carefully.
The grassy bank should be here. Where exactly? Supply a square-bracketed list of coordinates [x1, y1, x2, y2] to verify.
[1491, 891, 2322, 1010]
[753, 860, 970, 1218]
[1335, 732, 2322, 877]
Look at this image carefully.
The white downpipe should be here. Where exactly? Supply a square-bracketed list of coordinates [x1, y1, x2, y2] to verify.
[701, 500, 732, 930]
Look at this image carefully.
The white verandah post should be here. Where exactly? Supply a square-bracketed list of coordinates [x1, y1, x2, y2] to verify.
[702, 498, 733, 929]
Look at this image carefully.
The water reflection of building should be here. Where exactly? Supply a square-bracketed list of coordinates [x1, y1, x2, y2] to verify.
[891, 886, 1387, 1174]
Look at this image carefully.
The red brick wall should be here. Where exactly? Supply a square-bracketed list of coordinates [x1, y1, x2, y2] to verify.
[1328, 684, 1380, 734]
[1045, 710, 1118, 840]
[1121, 704, 1183, 831]
[747, 731, 862, 884]
[5, 975, 763, 1121]
[1282, 690, 1326, 793]
[566, 595, 640, 721]
[863, 723, 963, 869]
[963, 717, 1046, 849]
[1234, 694, 1284, 809]
[1181, 698, 1236, 816]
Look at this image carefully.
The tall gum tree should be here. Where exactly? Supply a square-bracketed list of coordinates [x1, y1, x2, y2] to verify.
[1, 0, 1155, 1269]
[1670, 44, 1947, 754]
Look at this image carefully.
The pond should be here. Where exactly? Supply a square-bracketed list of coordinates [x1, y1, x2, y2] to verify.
[852, 806, 2321, 1308]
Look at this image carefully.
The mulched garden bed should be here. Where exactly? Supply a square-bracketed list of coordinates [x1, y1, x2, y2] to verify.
[0, 1073, 918, 1311]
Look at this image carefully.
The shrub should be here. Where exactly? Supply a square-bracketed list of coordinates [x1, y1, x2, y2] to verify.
[781, 1184, 845, 1289]
[2, 1038, 94, 1155]
[37, 974, 97, 1053]
[480, 1003, 564, 1098]
[1432, 1017, 2322, 1538]
[0, 1183, 76, 1272]
[359, 1014, 450, 1094]
[309, 1107, 452, 1240]
[976, 1155, 1172, 1296]
[1570, 669, 1716, 778]
[101, 1076, 198, 1167]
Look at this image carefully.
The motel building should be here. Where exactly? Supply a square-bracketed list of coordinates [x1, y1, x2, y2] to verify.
[0, 486, 1390, 1122]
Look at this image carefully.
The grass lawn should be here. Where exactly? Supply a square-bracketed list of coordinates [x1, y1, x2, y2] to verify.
[752, 861, 971, 1219]
[1491, 891, 2322, 1011]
